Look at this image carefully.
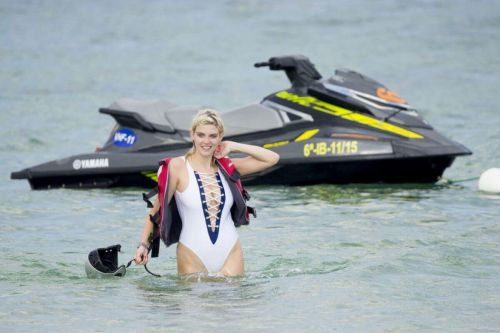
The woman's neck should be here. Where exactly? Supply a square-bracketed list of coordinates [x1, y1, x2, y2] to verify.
[188, 153, 216, 173]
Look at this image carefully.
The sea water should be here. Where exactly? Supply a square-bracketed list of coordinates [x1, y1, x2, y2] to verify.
[1, 1, 499, 332]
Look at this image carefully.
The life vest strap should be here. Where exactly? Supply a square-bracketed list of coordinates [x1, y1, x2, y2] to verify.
[142, 188, 158, 208]
[149, 212, 160, 225]
[247, 206, 257, 218]
[149, 236, 160, 258]
[147, 211, 160, 258]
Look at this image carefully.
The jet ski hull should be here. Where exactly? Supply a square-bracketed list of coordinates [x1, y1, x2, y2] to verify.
[11, 148, 463, 189]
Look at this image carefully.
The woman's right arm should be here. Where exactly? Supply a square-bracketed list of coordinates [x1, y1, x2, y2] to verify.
[134, 198, 159, 265]
[134, 158, 181, 265]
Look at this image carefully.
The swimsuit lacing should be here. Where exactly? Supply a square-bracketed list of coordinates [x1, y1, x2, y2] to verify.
[194, 171, 226, 244]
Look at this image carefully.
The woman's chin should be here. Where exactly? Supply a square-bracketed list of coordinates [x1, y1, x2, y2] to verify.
[198, 149, 214, 157]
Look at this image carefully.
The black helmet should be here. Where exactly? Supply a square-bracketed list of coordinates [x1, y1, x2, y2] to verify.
[85, 244, 127, 278]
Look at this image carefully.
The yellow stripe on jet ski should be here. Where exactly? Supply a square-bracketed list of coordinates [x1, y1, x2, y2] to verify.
[263, 129, 318, 149]
[275, 91, 423, 139]
[263, 140, 289, 148]
[142, 171, 158, 182]
[295, 129, 320, 142]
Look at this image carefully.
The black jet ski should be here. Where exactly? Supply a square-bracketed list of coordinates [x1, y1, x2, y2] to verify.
[11, 55, 471, 189]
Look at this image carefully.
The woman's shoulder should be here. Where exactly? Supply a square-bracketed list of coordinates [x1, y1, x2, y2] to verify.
[169, 156, 184, 164]
[167, 156, 187, 173]
[157, 156, 185, 172]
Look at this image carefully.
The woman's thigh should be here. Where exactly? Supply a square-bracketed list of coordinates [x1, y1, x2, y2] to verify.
[220, 240, 244, 277]
[176, 242, 208, 274]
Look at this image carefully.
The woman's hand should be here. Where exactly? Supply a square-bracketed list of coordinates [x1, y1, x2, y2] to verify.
[215, 141, 279, 176]
[134, 244, 149, 265]
[214, 141, 232, 159]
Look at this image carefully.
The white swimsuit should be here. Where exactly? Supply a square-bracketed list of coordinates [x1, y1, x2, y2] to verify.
[174, 159, 237, 273]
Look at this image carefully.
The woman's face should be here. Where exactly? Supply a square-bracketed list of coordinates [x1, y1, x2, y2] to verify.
[191, 124, 222, 157]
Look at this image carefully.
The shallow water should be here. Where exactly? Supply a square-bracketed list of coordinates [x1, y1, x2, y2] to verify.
[1, 1, 500, 332]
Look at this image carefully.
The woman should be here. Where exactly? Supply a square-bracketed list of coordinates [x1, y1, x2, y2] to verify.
[134, 109, 279, 277]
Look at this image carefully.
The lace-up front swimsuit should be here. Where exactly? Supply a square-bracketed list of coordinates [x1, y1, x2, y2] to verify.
[174, 159, 237, 273]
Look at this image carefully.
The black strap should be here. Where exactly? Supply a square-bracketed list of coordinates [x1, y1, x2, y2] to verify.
[144, 264, 161, 277]
[126, 259, 161, 278]
[148, 212, 160, 258]
[149, 235, 160, 258]
[142, 188, 158, 208]
[149, 212, 160, 225]
[248, 206, 257, 218]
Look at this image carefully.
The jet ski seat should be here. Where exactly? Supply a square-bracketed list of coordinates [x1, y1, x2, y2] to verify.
[221, 104, 284, 136]
[163, 103, 285, 137]
[105, 99, 180, 133]
[105, 99, 285, 137]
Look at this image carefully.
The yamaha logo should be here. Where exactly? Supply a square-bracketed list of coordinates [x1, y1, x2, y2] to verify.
[72, 159, 82, 170]
[72, 158, 109, 170]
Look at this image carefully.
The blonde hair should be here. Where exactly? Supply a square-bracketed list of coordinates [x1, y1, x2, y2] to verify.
[186, 109, 224, 158]
[191, 109, 224, 135]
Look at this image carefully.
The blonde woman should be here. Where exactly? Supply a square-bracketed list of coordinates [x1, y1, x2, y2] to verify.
[134, 109, 279, 277]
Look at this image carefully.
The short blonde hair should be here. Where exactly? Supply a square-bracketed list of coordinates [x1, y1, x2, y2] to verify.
[191, 109, 224, 136]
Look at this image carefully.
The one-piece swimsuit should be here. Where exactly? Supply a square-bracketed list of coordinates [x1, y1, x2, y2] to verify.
[174, 159, 237, 273]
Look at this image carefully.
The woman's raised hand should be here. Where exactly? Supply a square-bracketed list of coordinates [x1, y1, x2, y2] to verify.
[214, 141, 232, 159]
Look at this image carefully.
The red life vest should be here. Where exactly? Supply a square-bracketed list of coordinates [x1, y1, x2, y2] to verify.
[143, 157, 255, 257]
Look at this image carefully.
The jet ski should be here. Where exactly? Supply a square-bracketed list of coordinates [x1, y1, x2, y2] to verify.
[11, 55, 471, 189]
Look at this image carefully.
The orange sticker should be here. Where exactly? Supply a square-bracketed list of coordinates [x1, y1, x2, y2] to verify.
[376, 87, 406, 104]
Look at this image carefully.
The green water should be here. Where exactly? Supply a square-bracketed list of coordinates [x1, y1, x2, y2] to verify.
[1, 1, 500, 332]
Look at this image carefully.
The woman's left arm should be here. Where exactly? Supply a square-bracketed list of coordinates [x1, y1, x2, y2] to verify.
[214, 141, 280, 176]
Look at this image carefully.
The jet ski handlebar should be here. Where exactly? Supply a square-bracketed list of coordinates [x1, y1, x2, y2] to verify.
[254, 55, 322, 89]
[254, 58, 290, 70]
[254, 61, 270, 68]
